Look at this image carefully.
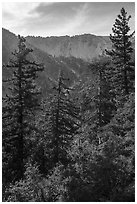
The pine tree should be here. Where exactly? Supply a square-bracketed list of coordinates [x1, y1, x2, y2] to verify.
[2, 35, 44, 183]
[90, 58, 116, 123]
[43, 70, 80, 168]
[101, 92, 135, 201]
[79, 58, 116, 145]
[106, 7, 135, 96]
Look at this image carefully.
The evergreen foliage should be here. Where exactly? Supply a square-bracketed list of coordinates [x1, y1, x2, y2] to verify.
[101, 92, 135, 201]
[106, 7, 135, 96]
[42, 71, 80, 168]
[3, 163, 44, 202]
[2, 35, 44, 184]
[77, 58, 116, 145]
[2, 7, 135, 202]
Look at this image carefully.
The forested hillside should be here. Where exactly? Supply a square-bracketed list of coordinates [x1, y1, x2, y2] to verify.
[2, 28, 91, 96]
[2, 8, 135, 202]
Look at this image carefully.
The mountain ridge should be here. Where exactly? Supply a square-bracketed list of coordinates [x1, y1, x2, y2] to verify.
[2, 28, 112, 62]
[2, 28, 91, 96]
[26, 33, 112, 62]
[2, 27, 135, 96]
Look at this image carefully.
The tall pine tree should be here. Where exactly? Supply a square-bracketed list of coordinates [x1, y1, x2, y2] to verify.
[2, 35, 44, 183]
[106, 7, 135, 96]
[43, 70, 80, 168]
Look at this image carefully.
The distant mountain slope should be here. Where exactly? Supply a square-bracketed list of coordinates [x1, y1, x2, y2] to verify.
[2, 28, 90, 96]
[2, 29, 18, 64]
[26, 34, 112, 62]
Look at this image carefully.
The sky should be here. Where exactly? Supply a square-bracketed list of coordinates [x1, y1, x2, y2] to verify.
[2, 2, 135, 37]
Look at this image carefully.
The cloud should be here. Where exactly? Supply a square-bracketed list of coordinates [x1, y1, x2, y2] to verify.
[71, 2, 135, 36]
[2, 2, 135, 37]
[2, 10, 15, 20]
[2, 2, 40, 34]
[14, 2, 89, 37]
[31, 2, 85, 17]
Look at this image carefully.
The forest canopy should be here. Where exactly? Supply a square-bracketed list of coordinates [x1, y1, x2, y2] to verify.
[2, 7, 135, 202]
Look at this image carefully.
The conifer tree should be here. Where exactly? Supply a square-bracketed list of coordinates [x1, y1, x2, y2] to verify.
[106, 7, 135, 96]
[79, 58, 116, 145]
[2, 35, 44, 183]
[100, 92, 135, 201]
[44, 70, 80, 168]
[90, 59, 116, 123]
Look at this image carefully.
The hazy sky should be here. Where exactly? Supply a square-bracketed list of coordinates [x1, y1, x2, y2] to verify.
[2, 2, 135, 37]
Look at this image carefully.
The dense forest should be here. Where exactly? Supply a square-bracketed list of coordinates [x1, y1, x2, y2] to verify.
[2, 8, 135, 202]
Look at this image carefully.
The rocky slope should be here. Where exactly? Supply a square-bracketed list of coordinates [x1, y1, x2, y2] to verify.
[2, 28, 90, 96]
[26, 34, 112, 62]
[2, 28, 135, 97]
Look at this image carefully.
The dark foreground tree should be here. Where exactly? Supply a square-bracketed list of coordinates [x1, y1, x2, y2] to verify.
[106, 7, 135, 96]
[101, 92, 135, 201]
[2, 35, 44, 185]
[43, 70, 80, 169]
